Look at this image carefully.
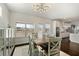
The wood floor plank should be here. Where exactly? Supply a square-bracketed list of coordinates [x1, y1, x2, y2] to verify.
[61, 37, 79, 56]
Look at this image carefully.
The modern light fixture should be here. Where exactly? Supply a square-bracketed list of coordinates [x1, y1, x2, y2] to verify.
[32, 3, 49, 13]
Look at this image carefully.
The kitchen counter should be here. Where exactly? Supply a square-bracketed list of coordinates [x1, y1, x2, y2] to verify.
[70, 33, 79, 43]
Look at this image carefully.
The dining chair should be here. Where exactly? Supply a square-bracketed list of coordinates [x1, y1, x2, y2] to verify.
[48, 36, 62, 56]
[40, 36, 62, 56]
[28, 35, 33, 56]
[28, 33, 39, 56]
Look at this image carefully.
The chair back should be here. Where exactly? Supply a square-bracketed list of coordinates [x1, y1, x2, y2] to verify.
[28, 33, 34, 56]
[48, 36, 62, 56]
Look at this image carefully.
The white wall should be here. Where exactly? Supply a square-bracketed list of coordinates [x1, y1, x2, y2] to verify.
[0, 4, 10, 28]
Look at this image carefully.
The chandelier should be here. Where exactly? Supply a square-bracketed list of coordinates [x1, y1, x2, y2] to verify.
[32, 3, 49, 13]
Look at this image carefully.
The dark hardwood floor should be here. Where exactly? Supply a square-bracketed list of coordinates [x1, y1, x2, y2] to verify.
[61, 37, 79, 56]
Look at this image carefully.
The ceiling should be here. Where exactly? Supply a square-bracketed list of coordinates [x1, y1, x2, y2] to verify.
[6, 3, 79, 22]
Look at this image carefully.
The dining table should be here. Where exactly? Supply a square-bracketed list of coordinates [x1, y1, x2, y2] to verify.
[34, 39, 54, 54]
[33, 36, 61, 56]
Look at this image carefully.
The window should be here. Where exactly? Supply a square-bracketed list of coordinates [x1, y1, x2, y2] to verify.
[36, 24, 44, 29]
[16, 23, 25, 31]
[45, 24, 50, 29]
[16, 23, 25, 29]
[16, 23, 26, 37]
[0, 6, 2, 16]
[26, 24, 34, 29]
